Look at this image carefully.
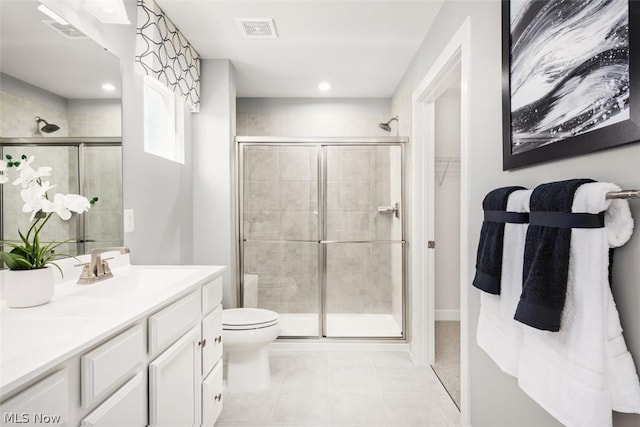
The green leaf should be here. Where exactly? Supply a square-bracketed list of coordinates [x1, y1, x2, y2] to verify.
[0, 252, 20, 269]
[0, 251, 34, 270]
[5, 154, 12, 160]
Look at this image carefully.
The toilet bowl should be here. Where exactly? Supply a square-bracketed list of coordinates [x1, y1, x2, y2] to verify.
[222, 308, 280, 391]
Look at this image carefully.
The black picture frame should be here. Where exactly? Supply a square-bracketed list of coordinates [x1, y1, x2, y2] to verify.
[502, 0, 640, 170]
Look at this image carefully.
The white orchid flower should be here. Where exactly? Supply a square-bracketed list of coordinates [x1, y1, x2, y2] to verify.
[15, 155, 34, 171]
[63, 194, 91, 214]
[12, 165, 53, 188]
[20, 181, 56, 221]
[0, 162, 8, 184]
[43, 193, 91, 221]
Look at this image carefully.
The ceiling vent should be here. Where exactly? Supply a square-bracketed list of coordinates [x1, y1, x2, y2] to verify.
[236, 18, 278, 38]
[42, 20, 88, 39]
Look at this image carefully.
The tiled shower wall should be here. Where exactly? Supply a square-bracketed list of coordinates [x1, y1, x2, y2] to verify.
[243, 146, 320, 314]
[239, 98, 403, 325]
[0, 91, 121, 138]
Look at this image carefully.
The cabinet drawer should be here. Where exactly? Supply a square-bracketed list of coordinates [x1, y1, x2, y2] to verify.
[0, 369, 68, 427]
[202, 306, 223, 377]
[202, 362, 223, 427]
[202, 276, 223, 315]
[149, 290, 200, 357]
[80, 373, 145, 427]
[81, 324, 144, 408]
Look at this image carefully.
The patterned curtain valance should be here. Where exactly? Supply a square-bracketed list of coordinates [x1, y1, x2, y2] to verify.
[135, 0, 200, 112]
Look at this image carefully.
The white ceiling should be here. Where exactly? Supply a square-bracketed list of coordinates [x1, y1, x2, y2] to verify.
[155, 0, 445, 98]
[0, 0, 121, 99]
[0, 0, 444, 100]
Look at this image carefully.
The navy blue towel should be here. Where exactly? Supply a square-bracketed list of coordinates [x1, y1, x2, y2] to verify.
[472, 186, 526, 294]
[514, 178, 594, 332]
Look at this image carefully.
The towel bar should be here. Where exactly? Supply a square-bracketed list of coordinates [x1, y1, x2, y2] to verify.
[605, 190, 639, 200]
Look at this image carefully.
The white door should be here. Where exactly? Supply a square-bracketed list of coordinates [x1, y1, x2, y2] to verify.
[148, 326, 201, 427]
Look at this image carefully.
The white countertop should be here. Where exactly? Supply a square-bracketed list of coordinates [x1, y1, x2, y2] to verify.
[0, 257, 225, 397]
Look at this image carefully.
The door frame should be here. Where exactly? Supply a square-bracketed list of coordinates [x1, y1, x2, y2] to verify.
[410, 17, 471, 423]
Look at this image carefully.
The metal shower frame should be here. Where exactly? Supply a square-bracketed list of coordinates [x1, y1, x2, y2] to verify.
[235, 136, 408, 341]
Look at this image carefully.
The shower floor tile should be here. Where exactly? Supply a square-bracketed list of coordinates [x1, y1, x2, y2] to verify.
[217, 350, 460, 427]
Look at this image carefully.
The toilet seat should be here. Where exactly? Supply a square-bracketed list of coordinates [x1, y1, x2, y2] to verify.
[223, 308, 279, 330]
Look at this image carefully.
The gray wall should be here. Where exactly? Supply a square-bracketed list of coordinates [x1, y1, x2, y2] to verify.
[121, 59, 195, 264]
[44, 0, 195, 265]
[393, 1, 640, 426]
[193, 59, 237, 307]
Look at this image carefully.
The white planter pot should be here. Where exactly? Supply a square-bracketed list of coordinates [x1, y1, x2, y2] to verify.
[3, 266, 55, 308]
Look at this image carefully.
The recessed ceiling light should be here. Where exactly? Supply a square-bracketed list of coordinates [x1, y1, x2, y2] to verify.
[318, 81, 331, 91]
[37, 4, 69, 26]
[102, 83, 117, 92]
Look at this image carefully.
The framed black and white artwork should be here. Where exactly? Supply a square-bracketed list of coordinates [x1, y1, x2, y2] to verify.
[502, 0, 640, 170]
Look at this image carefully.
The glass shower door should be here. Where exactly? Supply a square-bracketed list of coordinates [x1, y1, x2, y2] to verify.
[82, 145, 123, 253]
[323, 145, 404, 338]
[241, 145, 321, 337]
[1, 145, 81, 257]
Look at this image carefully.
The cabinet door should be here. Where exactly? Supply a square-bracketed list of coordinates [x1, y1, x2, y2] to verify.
[201, 362, 223, 427]
[0, 370, 68, 427]
[80, 373, 145, 427]
[202, 306, 223, 377]
[149, 326, 201, 427]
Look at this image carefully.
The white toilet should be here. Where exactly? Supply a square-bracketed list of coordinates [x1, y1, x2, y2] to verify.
[222, 275, 280, 391]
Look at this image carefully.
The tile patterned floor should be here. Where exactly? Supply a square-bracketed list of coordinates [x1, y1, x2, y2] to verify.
[216, 350, 461, 427]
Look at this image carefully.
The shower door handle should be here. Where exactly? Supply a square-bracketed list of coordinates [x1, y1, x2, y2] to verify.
[377, 202, 400, 219]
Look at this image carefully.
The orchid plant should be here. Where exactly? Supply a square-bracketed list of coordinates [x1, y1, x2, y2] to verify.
[0, 154, 98, 273]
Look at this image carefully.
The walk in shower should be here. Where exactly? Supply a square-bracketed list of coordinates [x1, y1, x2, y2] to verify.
[238, 137, 406, 339]
[1, 138, 123, 257]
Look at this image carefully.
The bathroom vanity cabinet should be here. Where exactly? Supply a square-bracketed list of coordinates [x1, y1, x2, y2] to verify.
[0, 262, 225, 427]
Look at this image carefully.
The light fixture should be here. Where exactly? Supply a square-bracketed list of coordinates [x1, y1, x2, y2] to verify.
[101, 83, 117, 92]
[82, 0, 130, 25]
[37, 4, 69, 26]
[236, 18, 278, 38]
[318, 81, 331, 92]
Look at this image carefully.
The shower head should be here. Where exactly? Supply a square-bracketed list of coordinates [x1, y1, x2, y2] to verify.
[35, 116, 60, 134]
[379, 115, 398, 132]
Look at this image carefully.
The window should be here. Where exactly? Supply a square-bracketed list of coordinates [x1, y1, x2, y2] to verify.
[143, 76, 185, 164]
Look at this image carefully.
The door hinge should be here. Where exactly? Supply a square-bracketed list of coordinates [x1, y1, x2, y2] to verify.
[428, 241, 436, 249]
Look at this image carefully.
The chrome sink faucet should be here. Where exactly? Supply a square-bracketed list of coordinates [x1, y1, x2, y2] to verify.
[77, 247, 130, 284]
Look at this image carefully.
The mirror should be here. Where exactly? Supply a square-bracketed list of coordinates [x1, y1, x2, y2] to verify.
[0, 0, 123, 260]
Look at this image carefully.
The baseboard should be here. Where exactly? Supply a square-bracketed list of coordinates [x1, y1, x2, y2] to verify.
[435, 309, 460, 321]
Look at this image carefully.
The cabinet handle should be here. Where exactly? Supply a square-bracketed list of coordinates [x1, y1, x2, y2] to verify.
[215, 393, 222, 401]
[198, 339, 207, 347]
[214, 335, 222, 344]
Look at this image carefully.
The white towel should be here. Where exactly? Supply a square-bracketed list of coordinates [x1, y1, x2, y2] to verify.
[517, 182, 640, 427]
[477, 189, 531, 377]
